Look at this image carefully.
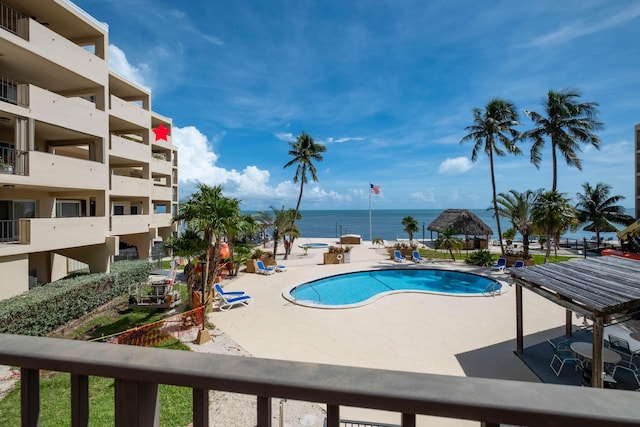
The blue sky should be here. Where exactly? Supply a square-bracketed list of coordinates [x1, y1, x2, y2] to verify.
[74, 0, 639, 211]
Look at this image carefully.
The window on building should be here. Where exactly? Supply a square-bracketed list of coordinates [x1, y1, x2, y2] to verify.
[113, 205, 125, 215]
[56, 200, 81, 218]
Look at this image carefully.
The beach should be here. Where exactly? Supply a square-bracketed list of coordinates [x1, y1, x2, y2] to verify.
[207, 238, 581, 426]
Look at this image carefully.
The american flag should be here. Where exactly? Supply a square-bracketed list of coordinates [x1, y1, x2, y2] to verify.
[370, 183, 381, 195]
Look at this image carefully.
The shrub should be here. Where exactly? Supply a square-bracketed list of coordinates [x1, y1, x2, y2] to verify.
[464, 249, 495, 267]
[0, 260, 151, 336]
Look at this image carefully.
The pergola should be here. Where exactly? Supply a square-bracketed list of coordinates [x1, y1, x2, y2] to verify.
[510, 256, 640, 387]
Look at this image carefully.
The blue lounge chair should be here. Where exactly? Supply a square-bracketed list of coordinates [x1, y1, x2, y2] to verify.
[275, 264, 287, 272]
[393, 250, 406, 262]
[217, 290, 253, 311]
[491, 257, 507, 272]
[505, 259, 525, 273]
[256, 260, 275, 275]
[412, 250, 427, 263]
[214, 283, 245, 298]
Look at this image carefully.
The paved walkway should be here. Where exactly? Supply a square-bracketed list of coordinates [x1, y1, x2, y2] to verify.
[209, 239, 575, 426]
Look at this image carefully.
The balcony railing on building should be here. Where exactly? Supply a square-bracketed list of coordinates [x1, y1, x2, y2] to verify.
[0, 74, 29, 107]
[0, 219, 18, 242]
[0, 333, 639, 427]
[0, 2, 29, 39]
[0, 146, 28, 176]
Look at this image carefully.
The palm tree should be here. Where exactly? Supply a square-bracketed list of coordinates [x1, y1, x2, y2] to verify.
[575, 182, 634, 247]
[401, 216, 419, 246]
[283, 131, 327, 259]
[172, 183, 241, 308]
[495, 189, 542, 257]
[162, 225, 208, 307]
[524, 89, 603, 192]
[434, 226, 464, 261]
[254, 206, 298, 261]
[460, 98, 521, 255]
[531, 191, 577, 263]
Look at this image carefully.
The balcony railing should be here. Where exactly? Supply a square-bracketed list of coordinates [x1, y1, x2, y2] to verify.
[0, 334, 639, 427]
[0, 146, 28, 175]
[0, 219, 18, 242]
[0, 2, 28, 39]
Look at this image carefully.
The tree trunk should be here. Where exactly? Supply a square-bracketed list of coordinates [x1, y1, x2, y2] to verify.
[551, 140, 558, 192]
[489, 151, 505, 255]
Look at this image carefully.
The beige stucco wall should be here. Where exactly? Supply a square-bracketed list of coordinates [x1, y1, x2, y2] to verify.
[0, 254, 29, 300]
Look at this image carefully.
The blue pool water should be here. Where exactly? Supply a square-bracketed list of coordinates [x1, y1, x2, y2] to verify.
[286, 269, 502, 308]
[300, 242, 329, 248]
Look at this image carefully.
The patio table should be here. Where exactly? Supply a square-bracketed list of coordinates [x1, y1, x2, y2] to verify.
[570, 341, 622, 364]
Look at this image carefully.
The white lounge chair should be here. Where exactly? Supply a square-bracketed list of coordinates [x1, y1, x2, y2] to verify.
[505, 259, 525, 273]
[412, 250, 427, 263]
[275, 264, 287, 272]
[491, 257, 507, 272]
[256, 260, 275, 275]
[393, 250, 406, 263]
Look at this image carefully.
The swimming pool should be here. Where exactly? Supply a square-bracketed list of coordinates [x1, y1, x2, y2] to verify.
[300, 242, 329, 249]
[284, 269, 504, 308]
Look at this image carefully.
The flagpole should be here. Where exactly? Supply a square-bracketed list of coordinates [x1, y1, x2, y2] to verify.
[369, 182, 372, 241]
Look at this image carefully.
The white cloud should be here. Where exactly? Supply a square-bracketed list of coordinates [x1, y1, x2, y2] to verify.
[275, 132, 294, 141]
[410, 189, 435, 203]
[438, 157, 473, 175]
[325, 136, 366, 144]
[108, 45, 148, 88]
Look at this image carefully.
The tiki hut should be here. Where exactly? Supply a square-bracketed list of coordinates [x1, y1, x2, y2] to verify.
[427, 209, 493, 249]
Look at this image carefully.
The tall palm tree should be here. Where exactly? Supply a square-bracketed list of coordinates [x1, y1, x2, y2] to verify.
[460, 98, 521, 255]
[531, 191, 577, 263]
[495, 188, 542, 257]
[524, 89, 603, 192]
[172, 183, 241, 308]
[401, 216, 419, 246]
[283, 131, 327, 259]
[575, 182, 633, 247]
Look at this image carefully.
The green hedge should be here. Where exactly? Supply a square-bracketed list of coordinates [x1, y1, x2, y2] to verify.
[0, 260, 151, 336]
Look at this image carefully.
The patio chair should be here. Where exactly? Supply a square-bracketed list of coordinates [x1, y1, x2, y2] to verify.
[256, 260, 275, 275]
[491, 257, 507, 272]
[218, 290, 253, 311]
[412, 250, 427, 263]
[393, 250, 406, 263]
[214, 283, 245, 298]
[611, 364, 640, 391]
[608, 334, 640, 368]
[505, 259, 525, 273]
[548, 339, 583, 376]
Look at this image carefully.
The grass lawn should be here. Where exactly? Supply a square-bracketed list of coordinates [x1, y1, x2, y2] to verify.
[418, 248, 576, 264]
[0, 284, 195, 426]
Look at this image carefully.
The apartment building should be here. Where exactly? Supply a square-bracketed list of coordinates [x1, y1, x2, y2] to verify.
[0, 0, 178, 299]
[636, 123, 640, 219]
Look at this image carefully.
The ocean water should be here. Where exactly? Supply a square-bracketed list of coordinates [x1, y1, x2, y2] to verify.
[288, 209, 630, 242]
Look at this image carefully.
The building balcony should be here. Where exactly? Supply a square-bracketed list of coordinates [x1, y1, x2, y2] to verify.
[150, 156, 172, 176]
[1, 15, 106, 85]
[9, 217, 108, 254]
[110, 214, 150, 235]
[109, 94, 150, 129]
[0, 333, 638, 427]
[28, 84, 107, 137]
[27, 151, 107, 189]
[152, 185, 172, 202]
[110, 175, 150, 197]
[150, 213, 172, 230]
[109, 134, 150, 164]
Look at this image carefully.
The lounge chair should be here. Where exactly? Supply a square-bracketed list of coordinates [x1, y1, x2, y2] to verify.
[256, 260, 275, 275]
[412, 250, 427, 263]
[214, 283, 246, 298]
[491, 257, 507, 272]
[393, 250, 406, 263]
[505, 259, 525, 273]
[275, 264, 287, 272]
[548, 339, 583, 376]
[608, 334, 640, 368]
[217, 290, 253, 311]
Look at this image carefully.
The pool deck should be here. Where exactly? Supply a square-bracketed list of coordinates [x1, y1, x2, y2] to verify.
[210, 239, 577, 426]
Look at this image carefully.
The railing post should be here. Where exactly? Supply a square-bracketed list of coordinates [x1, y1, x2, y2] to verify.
[192, 388, 209, 427]
[326, 404, 339, 427]
[21, 368, 39, 427]
[256, 395, 272, 427]
[71, 374, 89, 427]
[402, 412, 416, 427]
[114, 379, 159, 427]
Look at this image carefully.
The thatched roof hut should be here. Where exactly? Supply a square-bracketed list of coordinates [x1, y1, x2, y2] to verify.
[427, 209, 493, 237]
